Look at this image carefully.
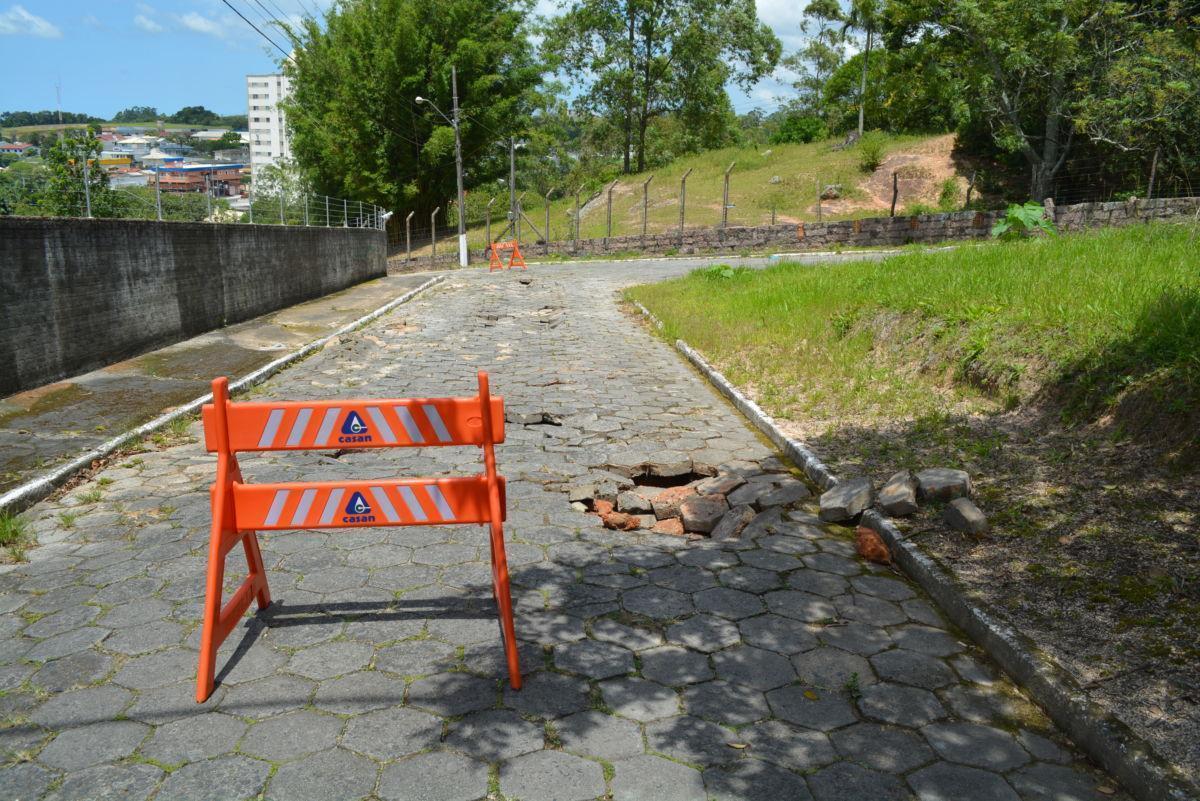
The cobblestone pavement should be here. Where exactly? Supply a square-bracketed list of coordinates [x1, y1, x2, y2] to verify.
[0, 260, 1126, 800]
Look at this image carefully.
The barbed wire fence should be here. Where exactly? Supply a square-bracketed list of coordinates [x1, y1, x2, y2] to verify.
[383, 143, 1198, 268]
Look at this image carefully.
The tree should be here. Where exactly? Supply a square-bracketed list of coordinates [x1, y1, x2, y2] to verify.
[887, 0, 1188, 199]
[112, 106, 159, 123]
[167, 106, 221, 125]
[542, 0, 781, 173]
[282, 0, 541, 219]
[41, 130, 111, 217]
[785, 0, 846, 120]
[803, 0, 882, 136]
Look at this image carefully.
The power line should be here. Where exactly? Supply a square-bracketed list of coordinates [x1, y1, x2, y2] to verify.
[221, 0, 290, 58]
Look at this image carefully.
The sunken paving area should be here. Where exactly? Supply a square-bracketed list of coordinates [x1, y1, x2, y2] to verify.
[1, 260, 1125, 800]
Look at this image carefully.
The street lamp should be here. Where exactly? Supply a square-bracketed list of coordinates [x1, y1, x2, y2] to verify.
[416, 66, 468, 267]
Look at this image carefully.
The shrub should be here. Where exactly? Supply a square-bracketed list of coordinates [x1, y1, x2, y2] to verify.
[991, 202, 1056, 240]
[938, 178, 959, 210]
[857, 130, 887, 173]
[770, 114, 828, 145]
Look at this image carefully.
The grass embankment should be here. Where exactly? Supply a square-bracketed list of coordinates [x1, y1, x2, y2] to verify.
[426, 133, 942, 254]
[630, 221, 1200, 680]
[629, 223, 1200, 460]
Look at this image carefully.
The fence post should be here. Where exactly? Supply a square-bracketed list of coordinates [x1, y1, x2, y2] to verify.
[574, 187, 582, 252]
[324, 195, 330, 227]
[1147, 146, 1160, 200]
[278, 188, 285, 224]
[964, 171, 977, 209]
[486, 197, 495, 247]
[155, 169, 162, 221]
[605, 180, 616, 249]
[721, 161, 736, 229]
[890, 171, 898, 217]
[679, 168, 692, 247]
[641, 175, 654, 247]
[303, 196, 309, 226]
[249, 184, 254, 224]
[343, 198, 348, 228]
[516, 192, 526, 246]
[544, 192, 552, 255]
[405, 210, 414, 262]
[205, 172, 212, 221]
[431, 206, 440, 264]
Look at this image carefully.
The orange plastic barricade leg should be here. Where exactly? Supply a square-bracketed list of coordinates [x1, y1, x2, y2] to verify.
[196, 377, 272, 703]
[507, 241, 527, 270]
[196, 371, 520, 701]
[478, 372, 521, 688]
[488, 243, 505, 271]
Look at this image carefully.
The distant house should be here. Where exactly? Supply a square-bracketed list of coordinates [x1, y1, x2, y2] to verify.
[0, 142, 35, 156]
[155, 163, 245, 196]
[191, 129, 232, 142]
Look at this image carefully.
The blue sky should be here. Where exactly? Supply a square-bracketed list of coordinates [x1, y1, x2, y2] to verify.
[0, 0, 805, 120]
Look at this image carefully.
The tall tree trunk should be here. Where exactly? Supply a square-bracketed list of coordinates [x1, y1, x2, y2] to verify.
[637, 24, 652, 173]
[624, 5, 635, 174]
[858, 25, 871, 136]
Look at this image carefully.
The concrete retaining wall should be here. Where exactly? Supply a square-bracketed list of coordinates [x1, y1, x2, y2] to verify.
[0, 217, 386, 396]
[388, 196, 1200, 272]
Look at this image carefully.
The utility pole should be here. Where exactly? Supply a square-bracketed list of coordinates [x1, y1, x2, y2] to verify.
[82, 157, 92, 218]
[486, 197, 496, 246]
[452, 67, 467, 266]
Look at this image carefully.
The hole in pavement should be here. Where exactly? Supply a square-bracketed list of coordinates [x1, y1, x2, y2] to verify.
[571, 459, 813, 540]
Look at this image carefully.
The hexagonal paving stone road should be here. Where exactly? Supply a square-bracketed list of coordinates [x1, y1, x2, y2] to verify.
[0, 259, 1127, 800]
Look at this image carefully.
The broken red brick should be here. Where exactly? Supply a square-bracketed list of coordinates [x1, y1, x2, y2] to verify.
[855, 526, 892, 565]
[651, 485, 697, 520]
[652, 518, 686, 537]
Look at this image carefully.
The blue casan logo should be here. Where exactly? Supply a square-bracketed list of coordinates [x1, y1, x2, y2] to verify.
[342, 491, 375, 524]
[339, 411, 372, 443]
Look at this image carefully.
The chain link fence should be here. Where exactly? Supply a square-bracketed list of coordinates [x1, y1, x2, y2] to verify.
[0, 173, 387, 230]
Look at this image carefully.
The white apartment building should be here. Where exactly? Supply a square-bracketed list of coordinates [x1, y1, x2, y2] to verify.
[246, 73, 292, 173]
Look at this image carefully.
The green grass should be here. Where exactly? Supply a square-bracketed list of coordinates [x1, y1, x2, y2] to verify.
[430, 132, 939, 255]
[0, 512, 34, 562]
[628, 222, 1200, 462]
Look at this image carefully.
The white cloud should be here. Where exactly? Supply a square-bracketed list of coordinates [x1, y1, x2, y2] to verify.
[0, 4, 62, 38]
[180, 11, 223, 38]
[134, 14, 163, 33]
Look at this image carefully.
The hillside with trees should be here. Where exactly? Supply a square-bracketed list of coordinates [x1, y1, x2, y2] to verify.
[276, 0, 1197, 220]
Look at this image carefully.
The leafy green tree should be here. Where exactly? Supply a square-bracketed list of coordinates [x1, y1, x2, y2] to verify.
[785, 0, 847, 120]
[887, 0, 1192, 199]
[112, 106, 159, 123]
[282, 0, 542, 219]
[542, 0, 781, 173]
[167, 106, 221, 125]
[804, 0, 882, 136]
[41, 130, 111, 217]
[770, 113, 827, 144]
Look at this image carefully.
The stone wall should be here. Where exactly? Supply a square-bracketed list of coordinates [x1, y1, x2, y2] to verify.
[388, 196, 1199, 273]
[1, 217, 386, 395]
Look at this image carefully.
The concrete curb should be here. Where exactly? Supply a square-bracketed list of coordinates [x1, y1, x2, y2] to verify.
[630, 299, 836, 491]
[862, 511, 1198, 801]
[0, 275, 445, 516]
[636, 297, 1197, 801]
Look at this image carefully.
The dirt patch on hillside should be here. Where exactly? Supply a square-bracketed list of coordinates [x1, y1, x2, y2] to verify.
[821, 134, 968, 216]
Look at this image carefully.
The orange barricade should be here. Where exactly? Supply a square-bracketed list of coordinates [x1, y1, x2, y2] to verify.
[195, 371, 520, 702]
[488, 240, 527, 271]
